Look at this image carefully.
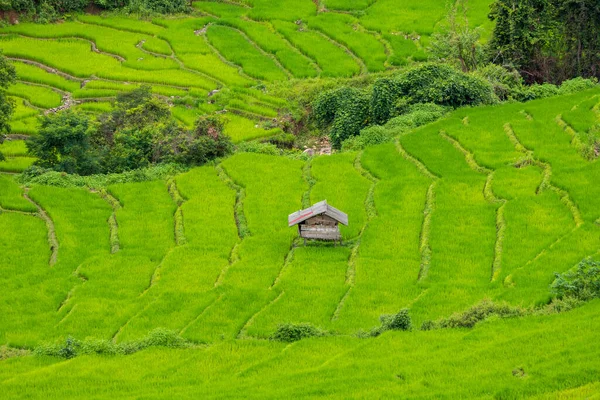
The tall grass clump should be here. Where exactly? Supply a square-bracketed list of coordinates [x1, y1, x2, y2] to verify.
[34, 328, 193, 359]
[270, 323, 326, 343]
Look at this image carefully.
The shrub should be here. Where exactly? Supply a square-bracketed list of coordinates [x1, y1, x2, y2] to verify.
[517, 83, 559, 101]
[552, 258, 600, 301]
[341, 125, 393, 151]
[435, 300, 525, 329]
[365, 309, 413, 337]
[381, 309, 412, 331]
[559, 77, 598, 95]
[473, 64, 524, 100]
[34, 329, 192, 359]
[312, 87, 370, 149]
[385, 103, 446, 132]
[370, 78, 402, 125]
[236, 140, 280, 156]
[395, 64, 497, 108]
[270, 323, 325, 343]
[267, 133, 295, 149]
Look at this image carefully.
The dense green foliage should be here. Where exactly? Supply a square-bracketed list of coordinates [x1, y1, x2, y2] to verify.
[313, 64, 496, 148]
[0, 51, 16, 162]
[27, 87, 233, 174]
[2, 4, 600, 398]
[552, 258, 600, 301]
[489, 0, 600, 83]
[0, 0, 189, 22]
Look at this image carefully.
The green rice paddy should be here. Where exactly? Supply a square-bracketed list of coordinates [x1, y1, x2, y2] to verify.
[1, 2, 599, 398]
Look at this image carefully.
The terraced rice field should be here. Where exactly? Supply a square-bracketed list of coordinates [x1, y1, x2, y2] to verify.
[2, 2, 600, 398]
[1, 88, 599, 337]
[0, 0, 497, 173]
[1, 86, 599, 398]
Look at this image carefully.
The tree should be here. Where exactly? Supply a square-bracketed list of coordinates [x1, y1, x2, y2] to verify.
[488, 0, 600, 82]
[0, 51, 16, 162]
[27, 111, 100, 175]
[429, 0, 485, 72]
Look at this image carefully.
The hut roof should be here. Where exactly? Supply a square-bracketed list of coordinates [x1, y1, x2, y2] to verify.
[288, 200, 348, 227]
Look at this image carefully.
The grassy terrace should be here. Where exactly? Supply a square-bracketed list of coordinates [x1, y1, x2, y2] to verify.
[1, 2, 600, 398]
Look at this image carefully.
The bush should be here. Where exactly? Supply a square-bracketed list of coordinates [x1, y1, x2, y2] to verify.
[552, 258, 600, 301]
[385, 103, 446, 132]
[559, 77, 598, 95]
[363, 309, 413, 337]
[270, 323, 325, 343]
[516, 83, 559, 101]
[381, 309, 412, 331]
[370, 78, 402, 124]
[236, 140, 280, 156]
[127, 0, 188, 15]
[473, 64, 524, 100]
[341, 125, 393, 151]
[395, 64, 498, 108]
[312, 87, 370, 149]
[434, 300, 525, 329]
[34, 328, 192, 359]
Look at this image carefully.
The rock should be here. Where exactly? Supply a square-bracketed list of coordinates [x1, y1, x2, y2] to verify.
[303, 148, 315, 157]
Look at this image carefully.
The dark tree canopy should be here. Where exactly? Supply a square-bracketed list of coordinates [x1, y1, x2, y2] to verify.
[27, 86, 233, 175]
[0, 52, 17, 161]
[489, 0, 600, 83]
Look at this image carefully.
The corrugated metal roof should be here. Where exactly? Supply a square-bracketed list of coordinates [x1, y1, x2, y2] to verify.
[288, 200, 348, 226]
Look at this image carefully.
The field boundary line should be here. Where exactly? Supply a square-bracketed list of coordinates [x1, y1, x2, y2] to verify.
[310, 28, 367, 76]
[331, 151, 378, 320]
[417, 181, 437, 281]
[237, 290, 285, 339]
[0, 206, 37, 217]
[179, 293, 224, 336]
[8, 58, 84, 82]
[98, 189, 121, 253]
[111, 297, 159, 342]
[139, 39, 224, 88]
[504, 123, 583, 227]
[216, 164, 250, 239]
[140, 248, 175, 298]
[266, 22, 322, 77]
[15, 80, 69, 96]
[23, 188, 58, 267]
[215, 241, 241, 287]
[395, 138, 439, 281]
[214, 164, 249, 286]
[0, 33, 126, 62]
[168, 178, 187, 246]
[56, 304, 77, 326]
[359, 25, 393, 68]
[441, 131, 510, 281]
[555, 114, 583, 148]
[221, 25, 294, 80]
[199, 25, 258, 84]
[395, 137, 440, 179]
[440, 131, 492, 174]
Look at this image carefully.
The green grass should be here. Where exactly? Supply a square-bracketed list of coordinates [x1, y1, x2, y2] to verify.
[273, 20, 361, 78]
[206, 25, 287, 82]
[7, 83, 62, 109]
[0, 156, 36, 172]
[222, 19, 318, 78]
[0, 140, 28, 157]
[307, 13, 387, 72]
[223, 114, 282, 142]
[0, 174, 37, 212]
[1, 9, 600, 398]
[1, 300, 600, 398]
[14, 61, 80, 92]
[10, 116, 39, 135]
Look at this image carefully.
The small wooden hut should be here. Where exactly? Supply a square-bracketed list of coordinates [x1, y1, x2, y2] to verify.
[288, 200, 348, 245]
